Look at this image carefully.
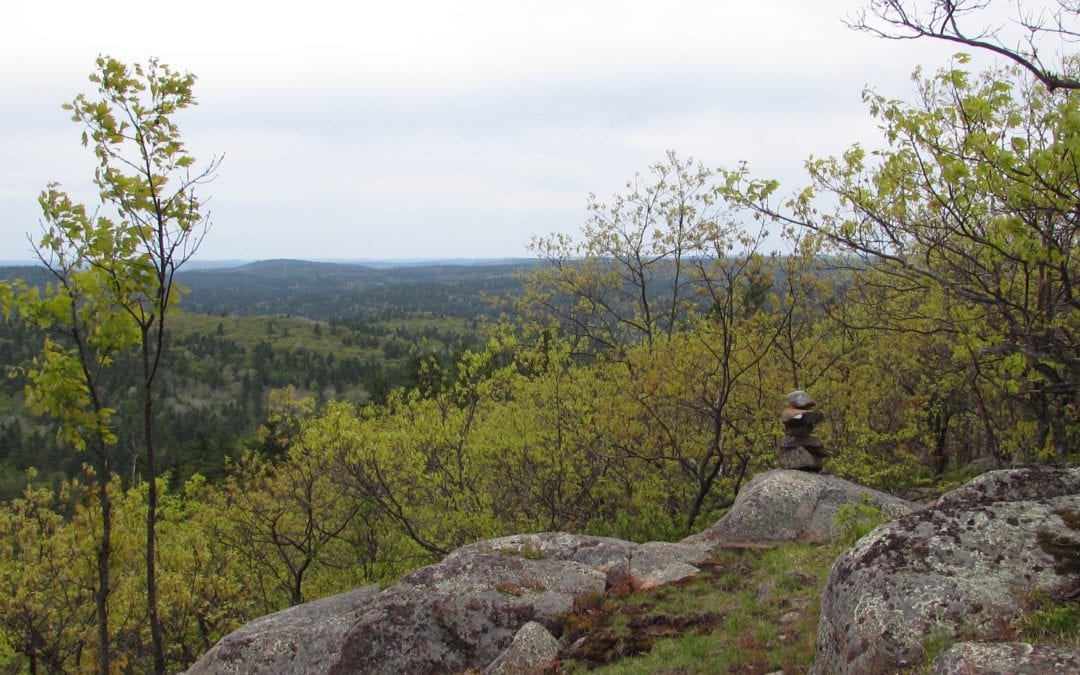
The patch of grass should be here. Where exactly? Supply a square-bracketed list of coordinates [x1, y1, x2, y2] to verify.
[1020, 590, 1080, 649]
[557, 543, 837, 674]
[918, 631, 955, 671]
[1025, 603, 1080, 642]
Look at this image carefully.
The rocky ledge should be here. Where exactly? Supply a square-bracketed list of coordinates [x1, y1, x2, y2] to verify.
[187, 469, 919, 674]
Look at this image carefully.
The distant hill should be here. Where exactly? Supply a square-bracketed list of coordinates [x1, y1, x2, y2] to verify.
[0, 258, 539, 321]
[175, 259, 539, 320]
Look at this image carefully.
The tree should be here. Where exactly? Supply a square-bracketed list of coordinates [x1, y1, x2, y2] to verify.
[524, 152, 725, 356]
[61, 55, 219, 674]
[340, 343, 514, 557]
[851, 0, 1080, 92]
[1, 193, 142, 674]
[217, 397, 368, 608]
[483, 338, 639, 536]
[0, 56, 220, 674]
[725, 58, 1079, 459]
[521, 154, 801, 532]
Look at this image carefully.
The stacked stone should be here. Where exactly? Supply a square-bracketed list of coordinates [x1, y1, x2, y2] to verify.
[777, 390, 831, 471]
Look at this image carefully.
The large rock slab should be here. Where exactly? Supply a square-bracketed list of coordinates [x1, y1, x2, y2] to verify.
[813, 466, 1080, 674]
[188, 532, 712, 675]
[184, 584, 380, 674]
[682, 468, 917, 547]
[326, 532, 711, 674]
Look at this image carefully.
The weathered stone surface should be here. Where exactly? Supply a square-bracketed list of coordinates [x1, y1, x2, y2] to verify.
[932, 641, 1080, 674]
[786, 390, 815, 409]
[682, 469, 916, 547]
[780, 424, 814, 438]
[185, 584, 380, 674]
[190, 530, 713, 674]
[935, 465, 1080, 509]
[328, 553, 599, 673]
[483, 621, 559, 674]
[812, 466, 1080, 675]
[776, 445, 824, 471]
[325, 532, 710, 674]
[626, 541, 707, 589]
[191, 466, 936, 674]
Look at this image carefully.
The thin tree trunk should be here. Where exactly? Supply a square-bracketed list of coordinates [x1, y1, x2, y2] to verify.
[95, 461, 111, 675]
[143, 339, 165, 675]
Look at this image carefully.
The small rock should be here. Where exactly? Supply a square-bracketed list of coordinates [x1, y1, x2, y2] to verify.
[786, 571, 816, 587]
[483, 621, 558, 674]
[786, 390, 815, 409]
[778, 611, 802, 626]
[781, 408, 823, 425]
[777, 446, 824, 471]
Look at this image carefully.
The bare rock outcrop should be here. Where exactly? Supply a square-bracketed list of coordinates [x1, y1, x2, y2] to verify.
[812, 466, 1080, 674]
[188, 469, 922, 674]
[327, 532, 711, 673]
[184, 584, 380, 674]
[188, 532, 710, 675]
[683, 468, 917, 548]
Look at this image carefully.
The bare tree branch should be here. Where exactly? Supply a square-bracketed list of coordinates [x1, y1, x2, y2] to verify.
[849, 0, 1080, 91]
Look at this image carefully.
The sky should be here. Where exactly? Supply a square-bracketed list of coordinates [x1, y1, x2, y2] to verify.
[0, 0, 998, 262]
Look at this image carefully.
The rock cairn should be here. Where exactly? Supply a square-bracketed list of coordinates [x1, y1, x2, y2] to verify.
[777, 390, 830, 471]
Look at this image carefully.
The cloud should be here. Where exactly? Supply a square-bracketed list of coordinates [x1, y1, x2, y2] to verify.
[0, 0, 1000, 261]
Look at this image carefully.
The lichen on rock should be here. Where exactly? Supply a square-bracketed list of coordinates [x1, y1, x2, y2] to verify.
[812, 466, 1080, 674]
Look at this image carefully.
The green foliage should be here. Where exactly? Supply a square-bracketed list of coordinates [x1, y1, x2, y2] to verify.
[835, 494, 887, 547]
[0, 474, 94, 672]
[0, 54, 222, 674]
[0, 471, 256, 673]
[919, 631, 955, 669]
[729, 57, 1080, 463]
[1023, 602, 1080, 644]
[212, 393, 409, 609]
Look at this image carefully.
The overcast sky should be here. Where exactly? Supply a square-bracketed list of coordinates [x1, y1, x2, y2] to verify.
[1, 0, 988, 262]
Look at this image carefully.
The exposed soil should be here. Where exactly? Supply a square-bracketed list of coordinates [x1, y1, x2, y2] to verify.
[560, 606, 726, 667]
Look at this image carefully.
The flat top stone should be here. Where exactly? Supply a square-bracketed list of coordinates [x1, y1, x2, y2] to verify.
[786, 390, 815, 409]
[781, 408, 823, 424]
